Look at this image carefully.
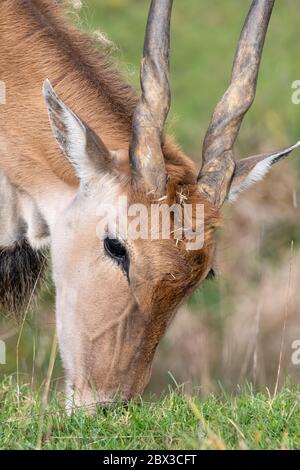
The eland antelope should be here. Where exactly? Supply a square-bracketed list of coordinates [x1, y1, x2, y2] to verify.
[0, 0, 299, 410]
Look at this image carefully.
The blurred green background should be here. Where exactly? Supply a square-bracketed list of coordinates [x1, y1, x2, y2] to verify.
[77, 0, 300, 155]
[1, 0, 300, 396]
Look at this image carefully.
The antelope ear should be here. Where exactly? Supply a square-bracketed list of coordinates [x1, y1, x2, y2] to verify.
[43, 79, 114, 185]
[228, 142, 300, 202]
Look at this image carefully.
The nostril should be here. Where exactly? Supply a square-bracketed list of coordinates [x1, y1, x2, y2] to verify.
[96, 402, 110, 416]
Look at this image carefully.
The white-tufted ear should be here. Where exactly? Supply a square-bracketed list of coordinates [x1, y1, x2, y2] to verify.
[43, 79, 115, 186]
[228, 141, 300, 202]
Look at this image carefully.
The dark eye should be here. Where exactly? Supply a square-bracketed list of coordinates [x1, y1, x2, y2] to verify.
[104, 237, 129, 272]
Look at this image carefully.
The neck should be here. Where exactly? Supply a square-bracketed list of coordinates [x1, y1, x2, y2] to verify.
[31, 181, 77, 233]
[0, 0, 137, 190]
[0, 0, 196, 248]
[0, 169, 76, 250]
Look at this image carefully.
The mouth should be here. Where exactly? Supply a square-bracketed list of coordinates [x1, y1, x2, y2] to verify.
[65, 381, 136, 414]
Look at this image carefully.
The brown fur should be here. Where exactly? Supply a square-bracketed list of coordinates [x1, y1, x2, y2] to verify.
[0, 0, 195, 190]
[125, 184, 219, 368]
[0, 0, 218, 305]
[0, 0, 220, 405]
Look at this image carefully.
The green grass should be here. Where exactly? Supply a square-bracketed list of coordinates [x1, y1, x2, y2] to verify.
[2, 0, 300, 451]
[1, 377, 299, 450]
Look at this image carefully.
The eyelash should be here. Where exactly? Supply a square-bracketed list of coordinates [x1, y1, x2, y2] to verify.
[103, 237, 130, 276]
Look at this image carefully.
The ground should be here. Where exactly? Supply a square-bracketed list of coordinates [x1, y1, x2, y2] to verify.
[1, 0, 300, 451]
[1, 378, 299, 450]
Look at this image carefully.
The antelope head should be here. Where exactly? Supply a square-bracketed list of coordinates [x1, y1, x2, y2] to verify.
[43, 0, 299, 410]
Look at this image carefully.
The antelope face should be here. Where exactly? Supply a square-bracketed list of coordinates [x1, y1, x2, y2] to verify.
[50, 177, 217, 409]
[44, 0, 300, 410]
[43, 85, 218, 407]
